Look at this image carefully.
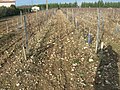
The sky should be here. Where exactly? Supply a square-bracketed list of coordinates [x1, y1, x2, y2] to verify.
[16, 0, 120, 6]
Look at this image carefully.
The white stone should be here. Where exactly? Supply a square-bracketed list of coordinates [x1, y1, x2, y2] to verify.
[71, 68, 74, 71]
[83, 47, 87, 49]
[71, 78, 73, 80]
[73, 63, 77, 67]
[16, 83, 20, 86]
[19, 69, 22, 72]
[89, 58, 94, 62]
[31, 56, 34, 59]
[105, 80, 110, 84]
[90, 84, 94, 87]
[81, 58, 84, 61]
[101, 42, 104, 49]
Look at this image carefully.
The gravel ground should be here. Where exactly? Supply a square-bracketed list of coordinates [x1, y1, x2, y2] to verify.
[0, 9, 120, 90]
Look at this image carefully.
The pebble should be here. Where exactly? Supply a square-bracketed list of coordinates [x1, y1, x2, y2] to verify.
[98, 75, 101, 77]
[31, 56, 34, 59]
[73, 63, 77, 67]
[71, 78, 73, 80]
[71, 68, 74, 71]
[90, 84, 94, 87]
[81, 58, 84, 61]
[19, 69, 22, 72]
[84, 47, 88, 49]
[16, 83, 20, 86]
[89, 58, 94, 62]
[105, 80, 110, 84]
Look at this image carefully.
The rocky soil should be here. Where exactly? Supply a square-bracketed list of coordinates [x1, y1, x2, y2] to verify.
[0, 9, 120, 90]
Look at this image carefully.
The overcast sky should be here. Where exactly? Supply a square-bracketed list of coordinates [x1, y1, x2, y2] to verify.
[16, 0, 120, 6]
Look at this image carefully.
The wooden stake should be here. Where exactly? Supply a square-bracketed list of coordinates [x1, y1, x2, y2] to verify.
[23, 16, 29, 54]
[46, 0, 48, 10]
[12, 19, 14, 27]
[36, 10, 40, 32]
[72, 9, 74, 22]
[67, 8, 68, 19]
[101, 15, 104, 40]
[95, 8, 100, 53]
[6, 20, 9, 33]
[75, 17, 78, 29]
[36, 10, 38, 21]
[20, 11, 23, 25]
[22, 46, 27, 60]
[17, 18, 19, 26]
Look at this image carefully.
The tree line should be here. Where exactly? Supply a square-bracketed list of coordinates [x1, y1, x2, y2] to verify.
[38, 2, 78, 10]
[0, 2, 78, 18]
[81, 0, 120, 8]
[0, 5, 32, 19]
[0, 5, 20, 18]
[1, 0, 120, 18]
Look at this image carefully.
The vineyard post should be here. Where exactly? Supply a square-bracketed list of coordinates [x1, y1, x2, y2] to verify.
[88, 28, 91, 45]
[95, 8, 100, 53]
[6, 20, 9, 33]
[75, 17, 78, 29]
[28, 9, 30, 13]
[53, 9, 55, 15]
[36, 10, 38, 21]
[20, 11, 23, 25]
[17, 18, 19, 27]
[36, 10, 40, 32]
[22, 46, 27, 60]
[101, 15, 104, 39]
[46, 0, 48, 10]
[113, 9, 116, 20]
[36, 10, 38, 27]
[100, 17, 104, 50]
[72, 9, 74, 23]
[12, 19, 14, 27]
[100, 11, 105, 50]
[23, 16, 29, 54]
[67, 8, 68, 19]
[45, 10, 48, 20]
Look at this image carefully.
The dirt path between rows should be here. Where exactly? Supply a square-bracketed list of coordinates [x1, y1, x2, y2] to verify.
[0, 10, 120, 90]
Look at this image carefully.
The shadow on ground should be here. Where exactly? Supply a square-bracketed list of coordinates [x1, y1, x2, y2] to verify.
[94, 45, 120, 90]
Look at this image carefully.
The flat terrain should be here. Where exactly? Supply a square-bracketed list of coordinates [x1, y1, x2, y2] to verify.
[0, 9, 120, 90]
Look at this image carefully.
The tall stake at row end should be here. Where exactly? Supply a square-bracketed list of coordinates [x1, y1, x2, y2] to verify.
[95, 8, 100, 53]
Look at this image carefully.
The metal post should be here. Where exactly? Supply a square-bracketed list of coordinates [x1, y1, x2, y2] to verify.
[88, 29, 92, 45]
